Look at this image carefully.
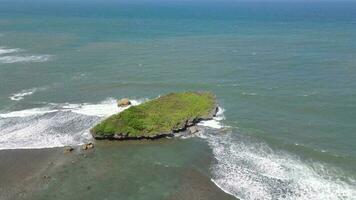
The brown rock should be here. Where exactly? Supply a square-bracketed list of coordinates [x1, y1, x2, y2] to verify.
[188, 126, 199, 134]
[43, 175, 51, 179]
[117, 98, 131, 107]
[63, 146, 74, 154]
[82, 142, 94, 150]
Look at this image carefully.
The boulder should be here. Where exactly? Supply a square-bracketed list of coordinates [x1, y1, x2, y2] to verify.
[82, 142, 94, 150]
[117, 98, 131, 107]
[188, 126, 199, 134]
[63, 146, 74, 154]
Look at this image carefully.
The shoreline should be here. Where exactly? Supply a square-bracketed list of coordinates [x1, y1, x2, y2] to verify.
[0, 140, 237, 200]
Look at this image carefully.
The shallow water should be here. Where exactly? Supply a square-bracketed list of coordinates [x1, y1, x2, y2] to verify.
[0, 1, 356, 199]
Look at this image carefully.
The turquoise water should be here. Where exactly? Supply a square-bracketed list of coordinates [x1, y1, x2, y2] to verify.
[0, 1, 356, 199]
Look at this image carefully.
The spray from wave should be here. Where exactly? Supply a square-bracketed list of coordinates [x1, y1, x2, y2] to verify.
[197, 110, 356, 200]
[0, 98, 143, 150]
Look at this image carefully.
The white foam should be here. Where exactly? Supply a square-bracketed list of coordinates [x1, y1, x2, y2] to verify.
[9, 87, 44, 101]
[0, 107, 58, 118]
[69, 99, 142, 117]
[202, 133, 356, 200]
[0, 98, 144, 150]
[0, 47, 21, 55]
[0, 112, 93, 150]
[0, 55, 52, 64]
[0, 98, 144, 119]
[242, 92, 258, 96]
[198, 107, 225, 129]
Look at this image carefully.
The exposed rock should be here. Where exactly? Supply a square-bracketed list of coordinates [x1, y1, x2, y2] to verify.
[91, 92, 218, 140]
[117, 98, 131, 107]
[82, 142, 94, 150]
[188, 126, 199, 134]
[63, 146, 74, 154]
[43, 175, 51, 179]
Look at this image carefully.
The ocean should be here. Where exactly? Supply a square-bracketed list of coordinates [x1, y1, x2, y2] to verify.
[0, 0, 355, 199]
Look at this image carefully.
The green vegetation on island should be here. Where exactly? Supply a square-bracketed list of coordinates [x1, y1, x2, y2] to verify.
[91, 92, 218, 140]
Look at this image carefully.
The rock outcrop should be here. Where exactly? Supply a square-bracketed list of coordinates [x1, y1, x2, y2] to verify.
[82, 142, 94, 150]
[117, 98, 131, 107]
[63, 146, 74, 154]
[91, 92, 218, 140]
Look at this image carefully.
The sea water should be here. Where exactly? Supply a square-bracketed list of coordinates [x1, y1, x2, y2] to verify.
[0, 0, 355, 199]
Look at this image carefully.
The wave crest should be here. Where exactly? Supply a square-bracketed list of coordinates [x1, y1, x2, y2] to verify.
[202, 132, 356, 200]
[9, 87, 46, 101]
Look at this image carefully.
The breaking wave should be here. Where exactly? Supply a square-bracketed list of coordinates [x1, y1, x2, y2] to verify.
[198, 117, 356, 199]
[0, 98, 143, 150]
[198, 107, 225, 129]
[1, 98, 355, 200]
[9, 87, 45, 101]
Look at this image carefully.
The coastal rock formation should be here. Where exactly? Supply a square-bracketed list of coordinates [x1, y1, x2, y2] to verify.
[82, 142, 94, 150]
[91, 92, 218, 140]
[117, 98, 131, 107]
[63, 146, 74, 154]
[187, 126, 199, 134]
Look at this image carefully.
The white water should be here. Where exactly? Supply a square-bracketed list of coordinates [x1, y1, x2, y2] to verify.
[197, 110, 356, 200]
[0, 98, 143, 150]
[0, 46, 52, 64]
[0, 55, 52, 64]
[9, 87, 46, 101]
[0, 47, 21, 55]
[1, 100, 355, 199]
[198, 107, 225, 129]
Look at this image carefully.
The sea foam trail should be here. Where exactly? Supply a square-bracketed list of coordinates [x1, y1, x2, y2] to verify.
[0, 46, 52, 64]
[199, 130, 356, 199]
[9, 87, 45, 101]
[0, 47, 21, 55]
[0, 55, 52, 64]
[0, 98, 143, 150]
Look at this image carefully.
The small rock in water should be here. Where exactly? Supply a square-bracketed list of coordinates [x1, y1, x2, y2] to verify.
[43, 175, 51, 179]
[63, 146, 74, 154]
[82, 142, 94, 150]
[117, 98, 131, 107]
[188, 126, 199, 134]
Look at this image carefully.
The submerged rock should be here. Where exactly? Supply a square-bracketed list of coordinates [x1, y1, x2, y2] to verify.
[91, 92, 218, 140]
[63, 146, 74, 154]
[117, 98, 131, 107]
[82, 142, 94, 150]
[43, 175, 51, 179]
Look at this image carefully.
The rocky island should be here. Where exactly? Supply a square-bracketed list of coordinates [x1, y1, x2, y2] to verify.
[91, 92, 218, 140]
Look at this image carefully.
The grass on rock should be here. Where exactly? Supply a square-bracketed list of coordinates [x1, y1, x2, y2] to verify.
[91, 92, 216, 138]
